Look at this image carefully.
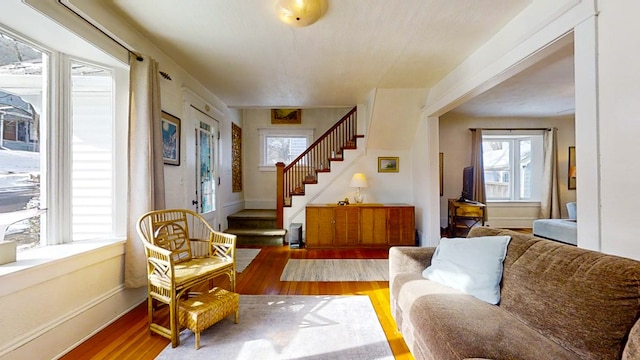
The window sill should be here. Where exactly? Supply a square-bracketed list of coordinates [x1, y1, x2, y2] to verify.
[0, 238, 126, 297]
[259, 165, 277, 172]
[486, 201, 541, 207]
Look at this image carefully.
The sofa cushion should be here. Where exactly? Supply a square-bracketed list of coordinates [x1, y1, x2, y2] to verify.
[468, 227, 640, 360]
[532, 219, 577, 245]
[422, 236, 511, 304]
[391, 272, 468, 358]
[406, 280, 579, 360]
[566, 202, 577, 220]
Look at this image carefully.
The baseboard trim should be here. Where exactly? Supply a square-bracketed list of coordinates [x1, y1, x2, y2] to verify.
[0, 285, 146, 360]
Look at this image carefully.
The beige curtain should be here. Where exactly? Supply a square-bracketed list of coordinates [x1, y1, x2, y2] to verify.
[539, 128, 561, 219]
[124, 53, 166, 288]
[470, 129, 487, 219]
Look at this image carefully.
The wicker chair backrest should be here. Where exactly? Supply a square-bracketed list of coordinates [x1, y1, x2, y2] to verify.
[145, 210, 193, 263]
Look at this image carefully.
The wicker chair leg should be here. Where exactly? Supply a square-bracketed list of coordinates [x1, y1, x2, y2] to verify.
[170, 299, 180, 348]
[147, 295, 154, 335]
[229, 269, 236, 292]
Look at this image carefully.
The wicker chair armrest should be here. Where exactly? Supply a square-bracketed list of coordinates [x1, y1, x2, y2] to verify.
[210, 231, 236, 261]
[142, 241, 175, 283]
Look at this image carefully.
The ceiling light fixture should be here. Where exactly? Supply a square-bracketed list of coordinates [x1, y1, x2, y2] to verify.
[276, 0, 327, 27]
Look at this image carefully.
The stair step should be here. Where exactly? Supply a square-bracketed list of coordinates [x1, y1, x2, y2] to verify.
[224, 228, 287, 247]
[227, 209, 277, 229]
[227, 209, 276, 221]
[224, 228, 287, 236]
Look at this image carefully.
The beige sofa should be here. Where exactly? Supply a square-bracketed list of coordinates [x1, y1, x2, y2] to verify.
[389, 227, 640, 360]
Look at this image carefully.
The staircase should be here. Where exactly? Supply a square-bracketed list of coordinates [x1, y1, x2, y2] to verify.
[226, 107, 362, 246]
[276, 106, 361, 228]
[224, 209, 287, 246]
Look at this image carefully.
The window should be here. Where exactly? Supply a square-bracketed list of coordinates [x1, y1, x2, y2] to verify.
[0, 28, 125, 250]
[259, 128, 313, 170]
[482, 131, 544, 201]
[0, 32, 47, 250]
[71, 60, 114, 240]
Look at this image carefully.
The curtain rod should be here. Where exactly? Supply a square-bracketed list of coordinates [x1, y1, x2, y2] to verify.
[58, 1, 143, 61]
[469, 127, 552, 131]
[60, 2, 173, 80]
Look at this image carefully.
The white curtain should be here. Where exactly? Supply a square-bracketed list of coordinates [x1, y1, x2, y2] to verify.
[124, 53, 166, 288]
[539, 128, 561, 219]
[470, 129, 487, 219]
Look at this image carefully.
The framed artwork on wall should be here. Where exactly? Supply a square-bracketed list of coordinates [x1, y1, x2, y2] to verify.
[568, 146, 576, 190]
[271, 109, 302, 124]
[161, 111, 181, 166]
[378, 157, 399, 173]
[232, 123, 242, 192]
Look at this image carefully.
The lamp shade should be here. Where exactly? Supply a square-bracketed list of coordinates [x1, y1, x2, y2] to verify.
[349, 173, 368, 188]
[276, 0, 327, 27]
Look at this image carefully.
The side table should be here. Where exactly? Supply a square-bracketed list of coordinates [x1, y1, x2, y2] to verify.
[448, 199, 485, 237]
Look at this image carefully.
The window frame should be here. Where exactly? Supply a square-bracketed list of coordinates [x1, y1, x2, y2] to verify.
[0, 25, 128, 248]
[482, 130, 544, 202]
[258, 128, 314, 171]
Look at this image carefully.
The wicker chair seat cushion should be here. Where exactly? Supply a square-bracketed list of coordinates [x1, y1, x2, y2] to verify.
[149, 257, 233, 286]
[173, 257, 233, 284]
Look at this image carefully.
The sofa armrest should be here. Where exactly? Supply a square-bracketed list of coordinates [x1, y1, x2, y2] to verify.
[389, 246, 435, 287]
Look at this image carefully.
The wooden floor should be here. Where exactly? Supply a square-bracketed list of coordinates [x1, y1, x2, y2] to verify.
[60, 246, 414, 360]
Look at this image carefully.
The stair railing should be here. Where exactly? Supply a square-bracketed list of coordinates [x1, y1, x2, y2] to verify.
[276, 106, 357, 228]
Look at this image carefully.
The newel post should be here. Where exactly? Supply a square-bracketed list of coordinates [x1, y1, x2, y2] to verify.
[276, 162, 285, 229]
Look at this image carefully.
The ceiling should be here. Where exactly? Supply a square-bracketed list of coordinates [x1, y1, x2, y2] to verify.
[451, 41, 575, 118]
[75, 0, 574, 117]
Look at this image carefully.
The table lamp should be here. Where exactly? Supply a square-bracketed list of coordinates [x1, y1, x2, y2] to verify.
[349, 173, 368, 204]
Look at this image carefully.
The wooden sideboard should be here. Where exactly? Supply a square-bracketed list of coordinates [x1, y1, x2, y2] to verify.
[305, 204, 415, 249]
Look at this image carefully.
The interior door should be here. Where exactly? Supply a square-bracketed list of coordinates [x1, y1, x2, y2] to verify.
[193, 108, 219, 228]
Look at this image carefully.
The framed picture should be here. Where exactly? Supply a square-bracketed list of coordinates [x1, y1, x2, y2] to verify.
[232, 123, 242, 192]
[162, 111, 181, 166]
[271, 109, 301, 124]
[568, 146, 576, 190]
[378, 157, 399, 173]
[439, 152, 444, 196]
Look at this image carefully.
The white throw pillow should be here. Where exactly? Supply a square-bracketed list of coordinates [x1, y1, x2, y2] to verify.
[422, 235, 511, 305]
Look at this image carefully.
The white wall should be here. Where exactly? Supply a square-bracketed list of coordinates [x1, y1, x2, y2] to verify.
[438, 113, 576, 228]
[0, 243, 145, 360]
[221, 108, 244, 228]
[592, 0, 640, 259]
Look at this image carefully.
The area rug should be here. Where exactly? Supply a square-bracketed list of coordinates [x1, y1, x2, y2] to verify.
[236, 248, 261, 273]
[155, 295, 394, 360]
[279, 259, 389, 282]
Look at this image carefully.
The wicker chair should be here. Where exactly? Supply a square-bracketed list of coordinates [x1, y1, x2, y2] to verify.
[137, 209, 237, 347]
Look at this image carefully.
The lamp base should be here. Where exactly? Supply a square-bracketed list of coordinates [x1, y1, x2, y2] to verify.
[354, 193, 364, 204]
